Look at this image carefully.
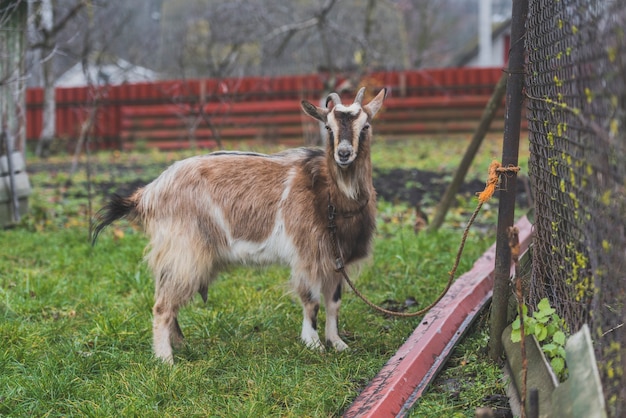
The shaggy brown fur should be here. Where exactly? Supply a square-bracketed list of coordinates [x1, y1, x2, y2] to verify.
[93, 88, 386, 363]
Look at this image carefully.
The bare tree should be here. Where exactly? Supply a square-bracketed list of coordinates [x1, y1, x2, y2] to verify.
[66, 1, 135, 165]
[155, 0, 275, 149]
[30, 0, 54, 157]
[28, 0, 84, 157]
[1, 0, 28, 154]
[262, 0, 389, 144]
[0, 0, 28, 224]
[28, 0, 504, 89]
[158, 0, 267, 79]
[389, 0, 460, 69]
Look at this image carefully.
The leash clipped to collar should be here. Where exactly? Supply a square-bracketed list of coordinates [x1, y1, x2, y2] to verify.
[328, 160, 521, 318]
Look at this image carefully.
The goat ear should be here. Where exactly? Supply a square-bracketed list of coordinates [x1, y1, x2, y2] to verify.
[364, 88, 387, 118]
[301, 100, 329, 123]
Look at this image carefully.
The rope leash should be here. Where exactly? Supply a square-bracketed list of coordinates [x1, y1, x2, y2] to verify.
[329, 160, 521, 318]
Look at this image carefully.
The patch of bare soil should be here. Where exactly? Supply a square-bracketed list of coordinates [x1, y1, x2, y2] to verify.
[373, 167, 530, 209]
[373, 168, 481, 207]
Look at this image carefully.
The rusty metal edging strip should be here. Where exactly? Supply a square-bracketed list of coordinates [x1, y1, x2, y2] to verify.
[396, 290, 493, 417]
[343, 216, 533, 418]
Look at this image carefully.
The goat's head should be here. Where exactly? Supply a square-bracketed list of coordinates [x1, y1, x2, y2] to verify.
[301, 87, 387, 168]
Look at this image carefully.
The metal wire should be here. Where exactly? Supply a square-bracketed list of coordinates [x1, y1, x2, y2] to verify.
[525, 0, 626, 415]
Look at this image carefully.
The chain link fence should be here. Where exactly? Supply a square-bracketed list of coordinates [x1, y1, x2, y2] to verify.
[525, 0, 625, 414]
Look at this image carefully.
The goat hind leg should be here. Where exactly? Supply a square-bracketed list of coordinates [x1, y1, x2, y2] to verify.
[170, 316, 185, 348]
[152, 300, 178, 363]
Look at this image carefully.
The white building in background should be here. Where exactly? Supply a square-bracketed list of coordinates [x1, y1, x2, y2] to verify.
[55, 57, 158, 88]
[445, 18, 511, 68]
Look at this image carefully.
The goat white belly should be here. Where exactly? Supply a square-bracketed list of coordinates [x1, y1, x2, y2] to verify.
[227, 215, 297, 266]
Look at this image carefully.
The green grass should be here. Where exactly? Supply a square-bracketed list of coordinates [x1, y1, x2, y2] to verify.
[1, 136, 526, 416]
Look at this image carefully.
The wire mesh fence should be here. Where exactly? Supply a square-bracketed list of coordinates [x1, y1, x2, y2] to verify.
[525, 0, 625, 414]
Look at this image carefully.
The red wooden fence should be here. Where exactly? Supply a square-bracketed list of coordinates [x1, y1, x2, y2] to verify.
[25, 67, 507, 151]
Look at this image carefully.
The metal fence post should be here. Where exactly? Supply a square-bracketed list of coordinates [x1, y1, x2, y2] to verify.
[488, 0, 529, 361]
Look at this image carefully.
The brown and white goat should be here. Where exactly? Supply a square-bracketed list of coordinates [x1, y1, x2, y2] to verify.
[93, 87, 387, 363]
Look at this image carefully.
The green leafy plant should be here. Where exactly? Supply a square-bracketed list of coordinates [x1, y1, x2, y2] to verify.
[511, 298, 569, 380]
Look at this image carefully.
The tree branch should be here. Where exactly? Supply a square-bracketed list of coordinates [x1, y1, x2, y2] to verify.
[264, 0, 338, 58]
[30, 1, 85, 49]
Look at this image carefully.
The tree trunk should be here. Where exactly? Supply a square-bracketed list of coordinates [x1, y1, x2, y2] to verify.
[0, 0, 28, 154]
[35, 0, 56, 158]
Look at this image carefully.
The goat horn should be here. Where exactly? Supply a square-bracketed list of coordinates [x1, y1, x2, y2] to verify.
[354, 87, 366, 105]
[325, 92, 342, 108]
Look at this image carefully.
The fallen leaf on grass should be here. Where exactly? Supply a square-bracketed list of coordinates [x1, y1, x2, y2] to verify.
[113, 228, 125, 240]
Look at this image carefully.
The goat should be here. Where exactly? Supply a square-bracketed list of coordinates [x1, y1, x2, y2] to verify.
[92, 87, 387, 363]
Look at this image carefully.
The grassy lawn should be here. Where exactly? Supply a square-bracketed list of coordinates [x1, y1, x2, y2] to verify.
[1, 135, 528, 416]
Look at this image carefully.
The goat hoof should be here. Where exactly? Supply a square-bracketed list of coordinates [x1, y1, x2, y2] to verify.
[156, 353, 175, 365]
[329, 339, 349, 352]
[302, 337, 325, 352]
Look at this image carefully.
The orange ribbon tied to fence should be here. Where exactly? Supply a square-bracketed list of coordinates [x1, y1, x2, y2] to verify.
[477, 160, 521, 204]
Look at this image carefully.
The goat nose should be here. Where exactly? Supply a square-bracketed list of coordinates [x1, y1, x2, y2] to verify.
[338, 148, 351, 162]
[337, 140, 353, 164]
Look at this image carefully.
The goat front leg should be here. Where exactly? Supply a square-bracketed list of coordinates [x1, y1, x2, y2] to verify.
[297, 279, 323, 351]
[323, 280, 349, 351]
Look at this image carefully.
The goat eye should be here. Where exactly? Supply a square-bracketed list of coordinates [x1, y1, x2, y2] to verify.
[325, 125, 331, 131]
[362, 124, 370, 131]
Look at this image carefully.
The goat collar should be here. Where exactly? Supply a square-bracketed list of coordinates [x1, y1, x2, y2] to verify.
[327, 192, 369, 220]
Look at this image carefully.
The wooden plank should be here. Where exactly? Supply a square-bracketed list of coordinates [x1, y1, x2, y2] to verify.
[382, 96, 492, 109]
[123, 139, 219, 151]
[122, 114, 306, 130]
[379, 107, 506, 121]
[120, 100, 303, 117]
[377, 120, 506, 135]
[121, 125, 305, 141]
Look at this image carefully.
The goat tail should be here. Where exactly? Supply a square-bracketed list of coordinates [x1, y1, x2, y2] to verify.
[91, 192, 140, 245]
